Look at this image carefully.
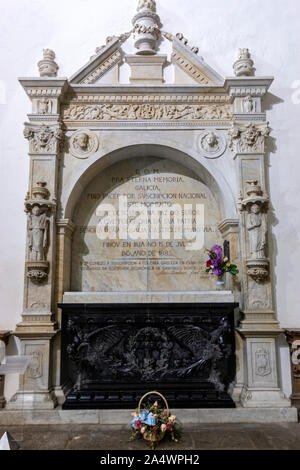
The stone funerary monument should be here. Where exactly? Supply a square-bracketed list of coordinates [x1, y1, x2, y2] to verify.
[4, 0, 297, 422]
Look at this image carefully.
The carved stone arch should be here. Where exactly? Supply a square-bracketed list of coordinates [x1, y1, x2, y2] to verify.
[63, 143, 238, 222]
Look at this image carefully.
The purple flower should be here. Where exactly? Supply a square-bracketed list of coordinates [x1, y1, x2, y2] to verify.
[209, 245, 223, 268]
[212, 267, 222, 277]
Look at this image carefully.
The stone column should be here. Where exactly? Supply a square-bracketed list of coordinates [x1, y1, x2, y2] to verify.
[0, 332, 11, 409]
[284, 330, 300, 409]
[227, 70, 290, 408]
[7, 55, 69, 410]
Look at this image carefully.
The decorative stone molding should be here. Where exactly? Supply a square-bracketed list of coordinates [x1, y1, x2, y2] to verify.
[24, 123, 64, 154]
[197, 130, 227, 159]
[228, 121, 271, 154]
[69, 130, 99, 159]
[68, 93, 231, 104]
[172, 51, 210, 84]
[233, 48, 255, 77]
[246, 259, 269, 283]
[80, 50, 122, 85]
[26, 261, 49, 284]
[132, 0, 161, 55]
[38, 49, 59, 77]
[63, 103, 232, 122]
[240, 180, 269, 211]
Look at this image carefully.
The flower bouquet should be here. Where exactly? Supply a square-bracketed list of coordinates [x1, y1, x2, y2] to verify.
[130, 391, 180, 450]
[206, 245, 239, 278]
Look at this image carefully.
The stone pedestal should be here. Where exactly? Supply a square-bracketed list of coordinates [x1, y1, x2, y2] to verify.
[237, 329, 291, 408]
[284, 330, 300, 409]
[126, 55, 167, 84]
[0, 332, 11, 409]
[6, 325, 58, 410]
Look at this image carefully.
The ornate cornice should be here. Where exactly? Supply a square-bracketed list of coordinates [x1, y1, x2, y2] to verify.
[79, 50, 122, 85]
[66, 93, 231, 104]
[171, 51, 211, 84]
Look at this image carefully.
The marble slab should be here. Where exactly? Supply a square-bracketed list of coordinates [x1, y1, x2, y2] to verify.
[63, 291, 235, 304]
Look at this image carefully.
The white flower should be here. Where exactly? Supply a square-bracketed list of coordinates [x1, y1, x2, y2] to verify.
[223, 257, 228, 262]
[168, 415, 176, 423]
[161, 424, 167, 432]
[141, 426, 147, 434]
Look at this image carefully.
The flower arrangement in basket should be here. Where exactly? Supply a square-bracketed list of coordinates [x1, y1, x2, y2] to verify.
[205, 244, 239, 278]
[130, 392, 180, 450]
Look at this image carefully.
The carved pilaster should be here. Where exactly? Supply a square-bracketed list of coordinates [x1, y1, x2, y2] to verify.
[229, 122, 277, 329]
[284, 330, 300, 409]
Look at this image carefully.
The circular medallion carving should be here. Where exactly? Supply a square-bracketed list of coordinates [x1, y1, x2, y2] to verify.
[197, 130, 226, 159]
[70, 130, 99, 159]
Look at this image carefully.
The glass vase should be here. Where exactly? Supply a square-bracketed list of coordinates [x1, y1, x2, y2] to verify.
[216, 274, 226, 290]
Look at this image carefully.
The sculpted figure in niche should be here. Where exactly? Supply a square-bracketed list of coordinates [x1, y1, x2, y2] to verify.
[27, 206, 49, 261]
[73, 132, 89, 152]
[247, 203, 267, 259]
[243, 96, 256, 114]
[202, 132, 220, 153]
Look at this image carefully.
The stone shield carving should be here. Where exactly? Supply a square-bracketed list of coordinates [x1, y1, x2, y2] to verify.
[70, 130, 99, 159]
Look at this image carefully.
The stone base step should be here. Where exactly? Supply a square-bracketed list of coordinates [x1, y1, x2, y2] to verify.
[0, 406, 297, 425]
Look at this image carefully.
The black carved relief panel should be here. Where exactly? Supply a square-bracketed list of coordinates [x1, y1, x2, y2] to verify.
[60, 303, 237, 409]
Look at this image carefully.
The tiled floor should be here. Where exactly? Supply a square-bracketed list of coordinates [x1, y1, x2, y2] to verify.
[1, 423, 300, 450]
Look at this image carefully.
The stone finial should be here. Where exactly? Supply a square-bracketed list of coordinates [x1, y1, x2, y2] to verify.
[133, 0, 160, 55]
[38, 49, 59, 77]
[233, 48, 255, 77]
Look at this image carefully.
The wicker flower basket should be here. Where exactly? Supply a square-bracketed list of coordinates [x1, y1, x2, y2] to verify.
[138, 391, 170, 447]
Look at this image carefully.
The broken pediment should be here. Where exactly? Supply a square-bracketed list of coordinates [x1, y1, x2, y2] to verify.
[171, 35, 224, 85]
[69, 36, 124, 85]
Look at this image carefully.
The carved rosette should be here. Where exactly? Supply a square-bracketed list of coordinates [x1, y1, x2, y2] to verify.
[24, 123, 64, 154]
[133, 0, 161, 55]
[228, 122, 271, 154]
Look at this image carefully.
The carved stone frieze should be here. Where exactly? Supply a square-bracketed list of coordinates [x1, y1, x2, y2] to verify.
[63, 103, 233, 122]
[24, 123, 64, 154]
[228, 121, 270, 153]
